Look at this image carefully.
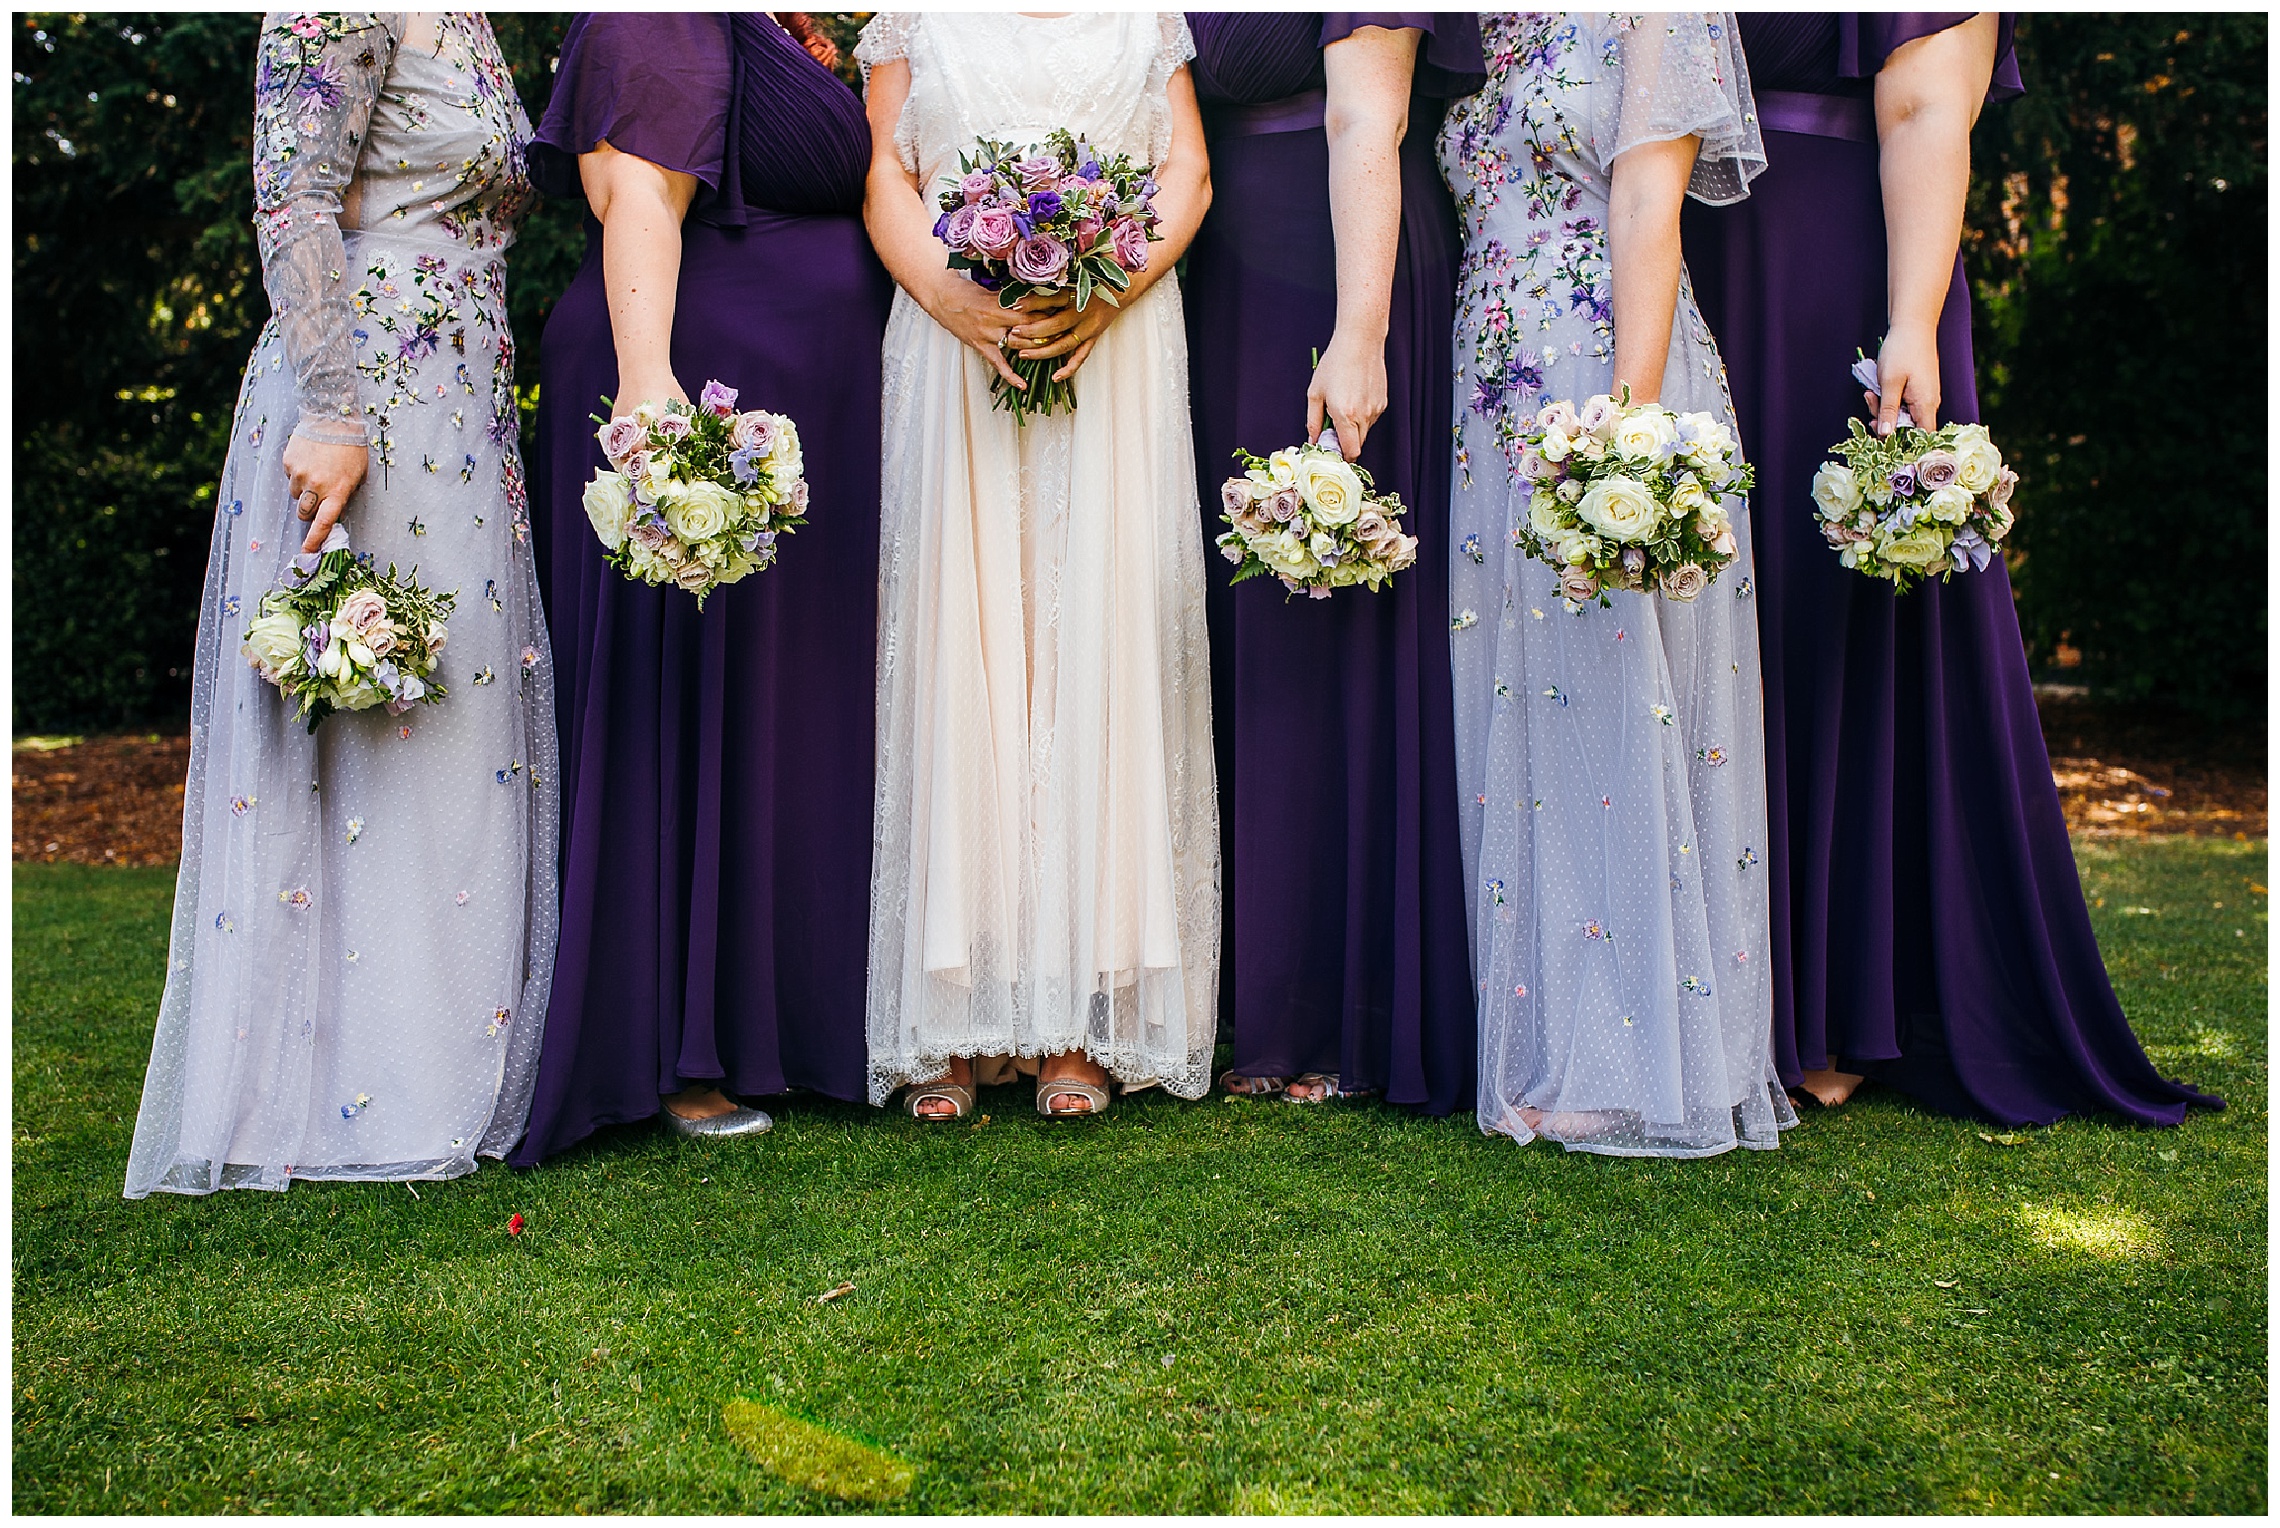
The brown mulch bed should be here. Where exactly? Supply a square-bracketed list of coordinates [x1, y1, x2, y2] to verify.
[12, 696, 2267, 868]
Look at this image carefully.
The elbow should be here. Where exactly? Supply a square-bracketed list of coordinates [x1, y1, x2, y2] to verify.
[1322, 106, 1409, 157]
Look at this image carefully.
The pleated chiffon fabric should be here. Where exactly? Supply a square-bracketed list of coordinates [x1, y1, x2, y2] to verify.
[512, 13, 890, 1164]
[857, 13, 1221, 1103]
[1682, 11, 2216, 1126]
[1182, 11, 1482, 1111]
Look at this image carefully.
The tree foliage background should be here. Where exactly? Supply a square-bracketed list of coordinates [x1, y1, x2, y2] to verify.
[11, 11, 2267, 733]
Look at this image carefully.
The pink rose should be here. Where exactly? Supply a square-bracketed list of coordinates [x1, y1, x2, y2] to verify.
[1535, 399, 1579, 435]
[628, 519, 670, 553]
[1073, 216, 1104, 252]
[1014, 154, 1059, 190]
[1009, 234, 1070, 286]
[1385, 532, 1419, 572]
[944, 203, 981, 251]
[1221, 539, 1245, 565]
[1660, 562, 1710, 601]
[1989, 465, 2018, 510]
[959, 170, 994, 204]
[1266, 487, 1301, 523]
[338, 588, 388, 638]
[968, 207, 1020, 258]
[675, 562, 712, 592]
[1985, 503, 2015, 542]
[654, 413, 692, 442]
[1705, 522, 1738, 557]
[1914, 449, 1960, 489]
[730, 412, 777, 454]
[1220, 479, 1252, 518]
[1353, 508, 1392, 549]
[1110, 217, 1150, 273]
[1517, 447, 1548, 481]
[790, 479, 810, 513]
[597, 416, 647, 464]
[1560, 566, 1600, 604]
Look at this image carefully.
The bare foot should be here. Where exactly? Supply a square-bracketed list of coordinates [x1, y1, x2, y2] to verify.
[663, 1085, 739, 1121]
[1516, 1105, 1546, 1133]
[912, 1056, 975, 1119]
[1038, 1051, 1109, 1115]
[1799, 1066, 1865, 1108]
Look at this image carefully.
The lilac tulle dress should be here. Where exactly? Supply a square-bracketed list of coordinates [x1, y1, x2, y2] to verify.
[1182, 13, 1483, 1111]
[511, 13, 891, 1164]
[1681, 13, 2216, 1126]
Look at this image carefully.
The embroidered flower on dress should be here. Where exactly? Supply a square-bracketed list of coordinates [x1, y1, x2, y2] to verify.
[1451, 608, 1479, 632]
[1650, 704, 1674, 726]
[1737, 846, 1758, 870]
[1461, 533, 1484, 564]
[214, 911, 235, 933]
[1681, 975, 1711, 995]
[1541, 685, 1568, 706]
[231, 794, 257, 817]
[1698, 746, 1728, 766]
[455, 890, 470, 906]
[1582, 920, 1610, 941]
[279, 886, 312, 910]
[341, 1091, 373, 1119]
[345, 816, 364, 844]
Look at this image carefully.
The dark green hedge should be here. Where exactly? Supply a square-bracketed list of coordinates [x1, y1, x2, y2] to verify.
[10, 12, 2266, 733]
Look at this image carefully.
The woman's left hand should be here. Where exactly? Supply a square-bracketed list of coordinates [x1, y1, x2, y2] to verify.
[1008, 290, 1119, 383]
[1306, 328, 1389, 460]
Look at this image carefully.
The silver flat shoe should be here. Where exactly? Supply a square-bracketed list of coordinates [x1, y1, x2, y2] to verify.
[660, 1102, 774, 1138]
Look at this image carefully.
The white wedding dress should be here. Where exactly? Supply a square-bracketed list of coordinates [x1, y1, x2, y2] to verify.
[855, 12, 1219, 1104]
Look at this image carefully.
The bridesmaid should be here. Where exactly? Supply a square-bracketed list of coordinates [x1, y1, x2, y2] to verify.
[1682, 14, 2217, 1125]
[1183, 14, 1482, 1110]
[512, 12, 891, 1160]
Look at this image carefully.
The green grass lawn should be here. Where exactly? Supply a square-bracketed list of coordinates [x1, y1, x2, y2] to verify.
[12, 839, 2267, 1513]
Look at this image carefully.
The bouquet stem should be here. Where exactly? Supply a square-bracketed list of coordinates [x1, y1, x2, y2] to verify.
[992, 354, 1075, 423]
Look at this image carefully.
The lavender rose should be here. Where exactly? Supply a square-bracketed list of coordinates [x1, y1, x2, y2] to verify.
[1014, 154, 1059, 190]
[597, 415, 647, 465]
[654, 412, 693, 443]
[1660, 562, 1710, 601]
[968, 206, 1020, 258]
[1266, 487, 1302, 524]
[1886, 463, 1917, 497]
[1988, 464, 2018, 511]
[1914, 448, 1960, 490]
[943, 203, 981, 251]
[730, 411, 777, 455]
[1220, 479, 1252, 518]
[1073, 216, 1104, 252]
[1009, 234, 1071, 285]
[959, 169, 993, 204]
[1560, 566, 1601, 604]
[1110, 216, 1150, 273]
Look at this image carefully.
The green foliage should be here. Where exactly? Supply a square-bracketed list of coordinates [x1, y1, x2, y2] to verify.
[10, 841, 2266, 1512]
[1968, 13, 2267, 719]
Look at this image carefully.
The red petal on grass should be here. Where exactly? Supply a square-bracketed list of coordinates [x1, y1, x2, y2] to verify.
[508, 1212, 526, 1236]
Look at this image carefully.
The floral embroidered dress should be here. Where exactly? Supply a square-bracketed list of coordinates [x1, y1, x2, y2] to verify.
[125, 12, 558, 1197]
[1437, 12, 1791, 1155]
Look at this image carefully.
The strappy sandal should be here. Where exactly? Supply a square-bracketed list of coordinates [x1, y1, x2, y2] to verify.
[1035, 1075, 1111, 1118]
[1218, 1069, 1291, 1098]
[1284, 1072, 1369, 1105]
[901, 1080, 975, 1121]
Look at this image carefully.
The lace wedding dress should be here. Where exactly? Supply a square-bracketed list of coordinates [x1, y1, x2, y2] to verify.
[1437, 12, 1793, 1155]
[855, 12, 1219, 1103]
[125, 13, 558, 1195]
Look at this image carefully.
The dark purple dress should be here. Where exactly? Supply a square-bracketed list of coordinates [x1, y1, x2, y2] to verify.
[1681, 14, 2214, 1126]
[511, 13, 891, 1164]
[1182, 13, 1483, 1113]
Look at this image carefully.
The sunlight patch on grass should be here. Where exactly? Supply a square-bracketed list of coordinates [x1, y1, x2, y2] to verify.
[720, 1400, 914, 1503]
[1233, 1480, 1344, 1514]
[2021, 1203, 2166, 1261]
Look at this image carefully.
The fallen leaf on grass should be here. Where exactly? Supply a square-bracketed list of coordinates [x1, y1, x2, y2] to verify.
[2158, 1149, 2178, 1162]
[816, 1282, 855, 1305]
[722, 1400, 915, 1502]
[1934, 1279, 1958, 1289]
[1976, 1132, 2027, 1147]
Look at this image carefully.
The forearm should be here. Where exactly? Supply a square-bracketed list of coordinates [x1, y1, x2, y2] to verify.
[864, 161, 959, 311]
[1322, 110, 1402, 349]
[1115, 67, 1211, 307]
[598, 190, 686, 392]
[1877, 111, 1973, 337]
[1606, 140, 1695, 403]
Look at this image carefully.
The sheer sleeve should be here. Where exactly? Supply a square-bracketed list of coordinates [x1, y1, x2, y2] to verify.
[854, 13, 921, 172]
[1840, 12, 2024, 103]
[1593, 13, 1765, 207]
[1320, 13, 1487, 100]
[251, 11, 398, 446]
[528, 13, 733, 207]
[1145, 12, 1197, 161]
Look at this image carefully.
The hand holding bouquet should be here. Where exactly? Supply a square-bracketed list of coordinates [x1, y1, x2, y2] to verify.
[1813, 356, 2018, 591]
[242, 540, 453, 732]
[1515, 391, 1750, 606]
[582, 380, 806, 609]
[1216, 431, 1419, 599]
[934, 129, 1161, 421]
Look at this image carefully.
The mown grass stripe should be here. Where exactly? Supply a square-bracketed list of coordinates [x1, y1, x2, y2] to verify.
[721, 1400, 915, 1503]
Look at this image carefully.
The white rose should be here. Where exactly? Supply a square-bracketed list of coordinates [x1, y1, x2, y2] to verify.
[1555, 528, 1599, 567]
[1573, 433, 1606, 462]
[582, 470, 635, 550]
[1811, 462, 1862, 520]
[1925, 483, 1973, 524]
[1610, 406, 1676, 461]
[1538, 429, 1572, 463]
[1296, 452, 1367, 527]
[1266, 449, 1303, 488]
[769, 460, 802, 498]
[242, 610, 303, 679]
[1577, 393, 1620, 438]
[1878, 524, 1949, 569]
[1557, 478, 1584, 504]
[1668, 476, 1709, 516]
[1951, 424, 2003, 493]
[1262, 529, 1316, 578]
[1575, 475, 1660, 541]
[1529, 487, 1565, 539]
[659, 480, 739, 544]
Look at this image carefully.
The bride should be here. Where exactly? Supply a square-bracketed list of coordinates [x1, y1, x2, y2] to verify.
[854, 12, 1219, 1118]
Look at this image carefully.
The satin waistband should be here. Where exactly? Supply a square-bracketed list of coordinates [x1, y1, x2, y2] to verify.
[1209, 87, 1327, 138]
[1755, 89, 1876, 144]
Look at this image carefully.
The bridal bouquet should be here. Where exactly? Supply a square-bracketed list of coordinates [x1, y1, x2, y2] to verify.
[934, 128, 1161, 421]
[583, 380, 806, 609]
[242, 545, 454, 731]
[1812, 355, 2018, 591]
[1216, 432, 1419, 598]
[1515, 391, 1750, 606]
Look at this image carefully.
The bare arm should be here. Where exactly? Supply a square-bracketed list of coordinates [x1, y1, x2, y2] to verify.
[1306, 24, 1416, 460]
[1606, 134, 1699, 405]
[1867, 12, 1998, 434]
[1010, 63, 1213, 383]
[581, 140, 698, 420]
[859, 57, 1030, 390]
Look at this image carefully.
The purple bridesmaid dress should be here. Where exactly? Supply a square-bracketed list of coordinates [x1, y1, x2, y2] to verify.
[1182, 13, 1483, 1113]
[510, 14, 892, 1164]
[1681, 14, 2216, 1126]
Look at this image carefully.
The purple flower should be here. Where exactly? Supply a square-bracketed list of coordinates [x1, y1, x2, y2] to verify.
[968, 206, 1020, 258]
[1110, 216, 1150, 273]
[290, 550, 322, 582]
[930, 210, 952, 242]
[1887, 464, 1917, 497]
[1027, 189, 1063, 221]
[297, 56, 346, 109]
[944, 204, 981, 251]
[398, 324, 439, 362]
[729, 447, 762, 486]
[1009, 234, 1070, 285]
[699, 379, 738, 416]
[959, 169, 994, 203]
[1220, 480, 1252, 518]
[598, 415, 647, 464]
[1014, 154, 1059, 190]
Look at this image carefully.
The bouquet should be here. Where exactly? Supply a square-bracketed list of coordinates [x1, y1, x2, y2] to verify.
[1812, 355, 2018, 591]
[1514, 390, 1750, 606]
[1216, 431, 1419, 598]
[583, 380, 806, 609]
[242, 541, 453, 731]
[934, 128, 1161, 421]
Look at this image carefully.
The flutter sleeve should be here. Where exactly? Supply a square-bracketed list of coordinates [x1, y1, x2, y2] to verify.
[853, 13, 921, 172]
[1146, 12, 1198, 160]
[1319, 13, 1487, 100]
[1594, 12, 1766, 207]
[528, 13, 734, 210]
[251, 11, 398, 446]
[1839, 13, 2024, 102]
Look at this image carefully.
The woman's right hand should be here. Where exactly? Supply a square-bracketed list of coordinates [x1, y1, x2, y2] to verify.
[284, 432, 370, 554]
[610, 372, 689, 420]
[1869, 322, 1941, 435]
[919, 274, 1037, 392]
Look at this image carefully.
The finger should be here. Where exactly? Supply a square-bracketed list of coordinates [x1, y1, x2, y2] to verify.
[1015, 333, 1081, 361]
[1863, 388, 1879, 419]
[1051, 338, 1096, 384]
[1012, 311, 1080, 344]
[1875, 374, 1902, 437]
[981, 341, 1027, 390]
[1306, 389, 1325, 446]
[1334, 409, 1365, 460]
[300, 495, 343, 554]
[1912, 384, 1940, 432]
